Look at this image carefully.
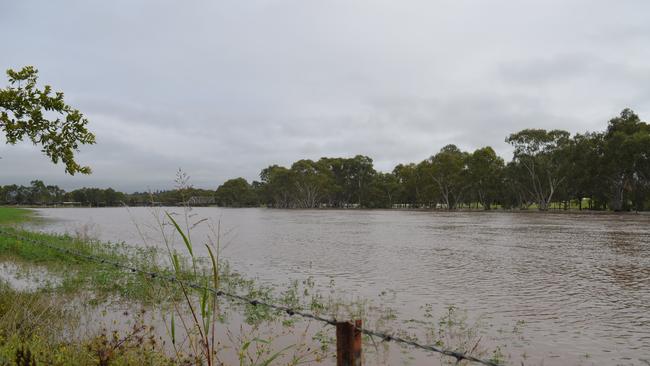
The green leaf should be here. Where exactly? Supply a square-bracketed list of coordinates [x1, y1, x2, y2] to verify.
[165, 212, 193, 257]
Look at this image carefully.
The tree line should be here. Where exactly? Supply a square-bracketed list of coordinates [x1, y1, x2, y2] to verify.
[2, 108, 648, 211]
[0, 182, 215, 207]
[217, 108, 650, 211]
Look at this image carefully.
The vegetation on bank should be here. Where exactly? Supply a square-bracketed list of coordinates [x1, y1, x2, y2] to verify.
[0, 207, 31, 225]
[2, 109, 649, 211]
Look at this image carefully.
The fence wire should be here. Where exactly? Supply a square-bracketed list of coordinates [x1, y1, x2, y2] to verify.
[0, 228, 501, 366]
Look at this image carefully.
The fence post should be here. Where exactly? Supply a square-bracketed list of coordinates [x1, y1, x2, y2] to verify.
[336, 319, 362, 366]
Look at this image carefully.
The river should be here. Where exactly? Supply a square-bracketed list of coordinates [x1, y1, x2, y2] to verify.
[28, 207, 650, 365]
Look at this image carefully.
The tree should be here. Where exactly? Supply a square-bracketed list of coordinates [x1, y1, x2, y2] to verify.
[365, 172, 400, 208]
[466, 147, 504, 210]
[316, 157, 346, 206]
[601, 108, 650, 211]
[28, 180, 50, 204]
[259, 165, 294, 208]
[344, 155, 376, 207]
[1, 66, 95, 175]
[290, 159, 332, 208]
[392, 163, 422, 207]
[506, 129, 570, 210]
[564, 132, 605, 210]
[104, 188, 126, 206]
[426, 144, 469, 210]
[215, 178, 258, 207]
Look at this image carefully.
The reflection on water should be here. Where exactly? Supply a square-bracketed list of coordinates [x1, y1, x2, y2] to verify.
[30, 208, 650, 365]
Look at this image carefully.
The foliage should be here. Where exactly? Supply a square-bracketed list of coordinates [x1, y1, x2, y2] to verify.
[466, 147, 504, 210]
[506, 129, 571, 211]
[215, 178, 259, 207]
[0, 66, 95, 175]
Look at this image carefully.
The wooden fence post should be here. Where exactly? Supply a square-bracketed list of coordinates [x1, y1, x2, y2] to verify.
[336, 319, 362, 366]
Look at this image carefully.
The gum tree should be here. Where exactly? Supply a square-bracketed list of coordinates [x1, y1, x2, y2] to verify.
[466, 146, 505, 210]
[506, 129, 570, 211]
[602, 108, 650, 211]
[0, 66, 95, 174]
[426, 144, 469, 210]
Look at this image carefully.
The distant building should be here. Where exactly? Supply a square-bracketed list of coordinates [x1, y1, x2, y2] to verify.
[187, 196, 215, 206]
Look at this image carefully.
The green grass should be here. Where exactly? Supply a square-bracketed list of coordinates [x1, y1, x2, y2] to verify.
[0, 207, 33, 225]
[0, 227, 294, 313]
[0, 227, 212, 304]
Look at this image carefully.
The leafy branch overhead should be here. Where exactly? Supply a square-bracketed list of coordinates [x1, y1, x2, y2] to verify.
[0, 66, 95, 175]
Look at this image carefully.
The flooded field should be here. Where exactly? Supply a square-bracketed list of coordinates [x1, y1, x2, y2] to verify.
[27, 208, 650, 365]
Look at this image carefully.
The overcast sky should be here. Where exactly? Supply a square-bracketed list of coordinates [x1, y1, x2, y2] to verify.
[1, 0, 649, 191]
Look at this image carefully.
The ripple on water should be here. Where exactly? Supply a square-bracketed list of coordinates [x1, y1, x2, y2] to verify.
[28, 208, 650, 365]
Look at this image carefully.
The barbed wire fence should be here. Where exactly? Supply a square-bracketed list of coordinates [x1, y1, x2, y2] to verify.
[0, 228, 502, 366]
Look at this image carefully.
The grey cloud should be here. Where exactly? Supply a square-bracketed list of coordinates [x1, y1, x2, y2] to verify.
[1, 0, 650, 191]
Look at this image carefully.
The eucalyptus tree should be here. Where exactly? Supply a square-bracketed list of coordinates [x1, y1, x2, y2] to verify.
[466, 146, 505, 210]
[601, 108, 650, 211]
[259, 165, 295, 208]
[502, 161, 530, 209]
[317, 157, 347, 207]
[392, 163, 422, 207]
[290, 159, 333, 208]
[28, 180, 50, 204]
[215, 178, 257, 207]
[563, 132, 605, 209]
[0, 66, 95, 174]
[426, 144, 470, 210]
[506, 129, 571, 210]
[103, 188, 126, 206]
[365, 172, 401, 208]
[47, 184, 66, 203]
[343, 155, 376, 207]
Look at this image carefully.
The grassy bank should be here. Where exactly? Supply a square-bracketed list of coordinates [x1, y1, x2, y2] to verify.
[0, 207, 33, 225]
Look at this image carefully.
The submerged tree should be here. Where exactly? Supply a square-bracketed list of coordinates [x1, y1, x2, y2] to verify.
[0, 66, 95, 174]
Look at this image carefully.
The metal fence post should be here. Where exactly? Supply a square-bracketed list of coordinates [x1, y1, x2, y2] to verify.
[336, 319, 362, 366]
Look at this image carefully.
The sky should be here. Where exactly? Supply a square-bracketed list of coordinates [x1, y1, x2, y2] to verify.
[1, 0, 649, 192]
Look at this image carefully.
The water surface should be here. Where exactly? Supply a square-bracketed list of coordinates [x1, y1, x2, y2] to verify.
[30, 208, 650, 365]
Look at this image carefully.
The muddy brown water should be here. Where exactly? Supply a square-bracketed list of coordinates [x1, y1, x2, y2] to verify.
[25, 207, 650, 365]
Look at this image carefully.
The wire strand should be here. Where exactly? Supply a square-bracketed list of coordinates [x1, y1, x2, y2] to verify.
[0, 228, 502, 366]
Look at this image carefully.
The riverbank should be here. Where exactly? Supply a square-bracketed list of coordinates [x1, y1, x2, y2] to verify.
[0, 207, 33, 225]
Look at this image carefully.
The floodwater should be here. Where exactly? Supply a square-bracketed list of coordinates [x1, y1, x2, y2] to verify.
[28, 207, 650, 365]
